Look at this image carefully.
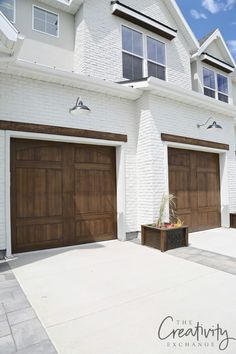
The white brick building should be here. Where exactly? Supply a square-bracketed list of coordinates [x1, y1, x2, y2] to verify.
[0, 0, 236, 256]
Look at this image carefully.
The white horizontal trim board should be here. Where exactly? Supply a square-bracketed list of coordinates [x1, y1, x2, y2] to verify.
[1, 60, 236, 116]
[0, 59, 141, 100]
[122, 76, 236, 117]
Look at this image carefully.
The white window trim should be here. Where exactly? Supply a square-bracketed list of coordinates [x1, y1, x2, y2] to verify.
[217, 73, 229, 96]
[32, 4, 59, 38]
[0, 0, 16, 23]
[146, 35, 166, 80]
[203, 67, 229, 103]
[121, 24, 167, 81]
[122, 25, 144, 79]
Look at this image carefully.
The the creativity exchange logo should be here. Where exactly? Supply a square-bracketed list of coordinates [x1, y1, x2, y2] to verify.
[157, 316, 236, 351]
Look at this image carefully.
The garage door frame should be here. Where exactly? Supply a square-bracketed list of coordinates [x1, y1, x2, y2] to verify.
[162, 141, 230, 230]
[5, 130, 126, 256]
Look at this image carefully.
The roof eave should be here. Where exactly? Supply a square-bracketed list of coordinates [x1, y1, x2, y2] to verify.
[0, 59, 141, 100]
[165, 0, 199, 53]
[123, 76, 236, 118]
[193, 29, 235, 68]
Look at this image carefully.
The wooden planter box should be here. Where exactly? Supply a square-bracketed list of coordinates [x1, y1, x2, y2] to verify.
[230, 213, 236, 228]
[141, 225, 189, 252]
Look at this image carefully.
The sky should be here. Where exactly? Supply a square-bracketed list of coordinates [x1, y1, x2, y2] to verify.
[175, 0, 236, 58]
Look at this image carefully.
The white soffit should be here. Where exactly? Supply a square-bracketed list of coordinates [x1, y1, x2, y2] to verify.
[38, 0, 83, 14]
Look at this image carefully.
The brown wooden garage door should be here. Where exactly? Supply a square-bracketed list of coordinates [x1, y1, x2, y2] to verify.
[168, 148, 221, 232]
[11, 139, 117, 253]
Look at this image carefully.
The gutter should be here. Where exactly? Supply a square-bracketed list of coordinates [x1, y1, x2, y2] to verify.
[1, 58, 236, 116]
[0, 59, 141, 100]
[122, 76, 236, 118]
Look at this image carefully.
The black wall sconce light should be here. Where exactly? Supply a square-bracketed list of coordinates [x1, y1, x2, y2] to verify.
[69, 97, 91, 116]
[197, 117, 222, 130]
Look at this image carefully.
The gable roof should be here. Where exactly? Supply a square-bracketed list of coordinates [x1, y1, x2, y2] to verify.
[199, 29, 217, 46]
[193, 28, 235, 67]
[165, 0, 199, 53]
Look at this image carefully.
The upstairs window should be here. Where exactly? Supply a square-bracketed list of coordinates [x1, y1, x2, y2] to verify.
[217, 74, 228, 103]
[33, 6, 59, 37]
[147, 37, 166, 80]
[203, 68, 215, 98]
[122, 26, 167, 82]
[203, 68, 228, 103]
[0, 0, 15, 23]
[122, 26, 143, 81]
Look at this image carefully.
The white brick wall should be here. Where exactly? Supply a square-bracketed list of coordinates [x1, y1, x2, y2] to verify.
[73, 0, 192, 89]
[0, 72, 236, 251]
[0, 73, 138, 250]
[136, 93, 236, 227]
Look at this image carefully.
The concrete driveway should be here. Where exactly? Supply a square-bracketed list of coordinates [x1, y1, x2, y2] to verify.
[189, 227, 236, 257]
[7, 236, 236, 354]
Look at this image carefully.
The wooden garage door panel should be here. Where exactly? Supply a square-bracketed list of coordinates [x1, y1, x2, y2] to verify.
[16, 223, 63, 246]
[15, 144, 62, 162]
[169, 170, 191, 211]
[75, 169, 115, 214]
[15, 168, 63, 218]
[75, 144, 113, 164]
[11, 139, 117, 253]
[76, 215, 116, 243]
[168, 148, 221, 232]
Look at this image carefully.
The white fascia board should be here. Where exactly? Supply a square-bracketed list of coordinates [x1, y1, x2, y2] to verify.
[217, 31, 235, 67]
[197, 29, 219, 55]
[124, 76, 236, 118]
[0, 59, 141, 100]
[165, 0, 199, 52]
